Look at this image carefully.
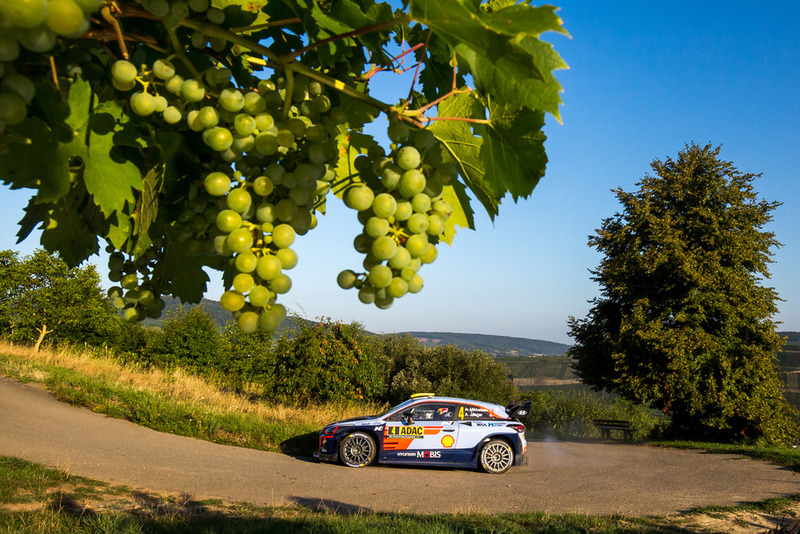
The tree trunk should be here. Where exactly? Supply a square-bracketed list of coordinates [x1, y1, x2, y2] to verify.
[34, 323, 51, 352]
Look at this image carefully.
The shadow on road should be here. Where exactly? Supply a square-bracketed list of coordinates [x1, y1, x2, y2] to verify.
[289, 496, 373, 514]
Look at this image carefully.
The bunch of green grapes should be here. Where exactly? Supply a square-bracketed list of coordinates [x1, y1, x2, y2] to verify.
[337, 120, 455, 309]
[106, 247, 166, 323]
[0, 0, 99, 130]
[110, 58, 343, 332]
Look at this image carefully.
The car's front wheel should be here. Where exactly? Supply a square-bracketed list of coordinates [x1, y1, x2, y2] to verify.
[338, 432, 377, 467]
[479, 438, 513, 474]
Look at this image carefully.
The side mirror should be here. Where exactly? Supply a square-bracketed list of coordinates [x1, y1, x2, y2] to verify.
[402, 409, 415, 424]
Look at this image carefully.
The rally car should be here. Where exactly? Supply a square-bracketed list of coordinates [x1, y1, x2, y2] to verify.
[314, 393, 531, 474]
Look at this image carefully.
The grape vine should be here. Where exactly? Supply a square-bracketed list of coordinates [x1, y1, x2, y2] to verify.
[0, 0, 568, 332]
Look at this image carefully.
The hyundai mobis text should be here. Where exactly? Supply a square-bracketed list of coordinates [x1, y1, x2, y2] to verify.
[314, 394, 530, 474]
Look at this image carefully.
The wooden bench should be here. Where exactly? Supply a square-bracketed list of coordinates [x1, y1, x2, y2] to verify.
[593, 419, 633, 440]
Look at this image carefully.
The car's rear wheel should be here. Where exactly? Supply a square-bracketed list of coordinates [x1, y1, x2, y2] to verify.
[338, 432, 377, 467]
[479, 438, 513, 474]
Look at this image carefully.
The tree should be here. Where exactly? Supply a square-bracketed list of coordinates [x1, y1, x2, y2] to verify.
[568, 144, 798, 444]
[144, 305, 227, 373]
[0, 0, 568, 334]
[0, 249, 112, 350]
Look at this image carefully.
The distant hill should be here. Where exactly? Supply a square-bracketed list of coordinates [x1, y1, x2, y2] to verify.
[402, 332, 571, 357]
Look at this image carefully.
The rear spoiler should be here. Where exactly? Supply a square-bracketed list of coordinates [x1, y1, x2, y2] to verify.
[505, 400, 531, 421]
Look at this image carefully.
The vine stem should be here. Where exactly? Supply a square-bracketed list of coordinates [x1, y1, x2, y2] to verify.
[166, 26, 200, 80]
[101, 4, 129, 59]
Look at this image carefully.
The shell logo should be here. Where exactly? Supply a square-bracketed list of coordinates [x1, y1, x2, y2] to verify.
[441, 435, 455, 448]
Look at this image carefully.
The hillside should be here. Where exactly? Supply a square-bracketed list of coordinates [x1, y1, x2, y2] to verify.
[404, 332, 571, 357]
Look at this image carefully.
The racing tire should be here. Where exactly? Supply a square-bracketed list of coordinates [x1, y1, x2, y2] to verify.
[338, 432, 377, 468]
[479, 438, 513, 474]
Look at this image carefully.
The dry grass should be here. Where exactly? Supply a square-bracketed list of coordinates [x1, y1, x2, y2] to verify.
[0, 340, 386, 431]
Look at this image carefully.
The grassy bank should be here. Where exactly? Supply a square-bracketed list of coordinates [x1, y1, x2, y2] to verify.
[0, 341, 384, 456]
[5, 455, 799, 533]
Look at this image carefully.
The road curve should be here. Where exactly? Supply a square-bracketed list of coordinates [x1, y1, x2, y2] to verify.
[1, 376, 797, 515]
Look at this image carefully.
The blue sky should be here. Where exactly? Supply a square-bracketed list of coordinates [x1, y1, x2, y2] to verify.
[2, 1, 799, 344]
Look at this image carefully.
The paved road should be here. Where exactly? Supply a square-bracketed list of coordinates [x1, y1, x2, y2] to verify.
[1, 376, 797, 515]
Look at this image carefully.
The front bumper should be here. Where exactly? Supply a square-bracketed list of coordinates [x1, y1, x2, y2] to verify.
[315, 434, 338, 463]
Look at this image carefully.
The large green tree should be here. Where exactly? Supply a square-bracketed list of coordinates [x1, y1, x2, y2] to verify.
[567, 144, 797, 444]
[0, 0, 568, 334]
[0, 249, 112, 349]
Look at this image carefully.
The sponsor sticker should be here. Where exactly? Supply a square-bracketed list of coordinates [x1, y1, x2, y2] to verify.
[387, 426, 424, 438]
[441, 435, 455, 448]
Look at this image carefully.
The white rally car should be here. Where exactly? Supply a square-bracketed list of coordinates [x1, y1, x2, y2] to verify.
[314, 393, 530, 474]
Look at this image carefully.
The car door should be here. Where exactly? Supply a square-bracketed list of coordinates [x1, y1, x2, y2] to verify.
[381, 402, 457, 465]
[452, 402, 504, 463]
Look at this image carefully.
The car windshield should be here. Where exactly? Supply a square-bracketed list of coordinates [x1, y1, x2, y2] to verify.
[378, 398, 418, 418]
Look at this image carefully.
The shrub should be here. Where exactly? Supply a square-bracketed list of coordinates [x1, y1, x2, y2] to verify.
[143, 306, 227, 374]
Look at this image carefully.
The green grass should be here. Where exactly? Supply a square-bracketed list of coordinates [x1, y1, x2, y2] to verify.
[0, 456, 723, 533]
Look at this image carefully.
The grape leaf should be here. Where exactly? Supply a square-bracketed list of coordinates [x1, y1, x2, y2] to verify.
[410, 0, 567, 120]
[440, 182, 472, 244]
[40, 192, 100, 267]
[476, 97, 547, 201]
[151, 230, 210, 303]
[212, 0, 270, 26]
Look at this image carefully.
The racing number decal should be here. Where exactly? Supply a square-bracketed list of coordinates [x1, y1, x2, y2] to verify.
[387, 426, 424, 438]
[458, 406, 464, 420]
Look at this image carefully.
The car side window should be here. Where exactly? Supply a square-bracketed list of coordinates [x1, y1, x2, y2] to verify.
[455, 403, 497, 420]
[414, 403, 454, 421]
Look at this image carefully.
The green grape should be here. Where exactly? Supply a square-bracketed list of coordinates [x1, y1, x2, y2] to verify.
[234, 113, 256, 136]
[2, 74, 35, 104]
[345, 185, 374, 211]
[272, 224, 295, 248]
[138, 290, 156, 306]
[233, 272, 255, 293]
[45, 0, 84, 36]
[375, 292, 394, 309]
[276, 128, 295, 148]
[420, 243, 438, 264]
[387, 120, 409, 143]
[203, 126, 233, 151]
[394, 199, 413, 221]
[270, 273, 292, 294]
[243, 91, 265, 115]
[274, 199, 297, 222]
[165, 75, 184, 94]
[407, 274, 424, 293]
[372, 235, 397, 261]
[17, 25, 57, 52]
[255, 112, 275, 132]
[170, 1, 189, 18]
[216, 209, 242, 232]
[432, 199, 453, 218]
[388, 246, 411, 269]
[372, 193, 397, 218]
[204, 172, 230, 196]
[365, 217, 390, 237]
[379, 163, 403, 190]
[162, 106, 182, 124]
[253, 176, 274, 196]
[387, 277, 408, 298]
[427, 213, 446, 236]
[197, 106, 219, 128]
[353, 233, 371, 253]
[74, 0, 103, 11]
[205, 66, 231, 87]
[145, 0, 169, 16]
[396, 146, 421, 171]
[312, 94, 331, 113]
[206, 6, 224, 24]
[153, 95, 168, 113]
[122, 307, 140, 323]
[424, 177, 444, 198]
[256, 254, 282, 280]
[276, 248, 297, 269]
[248, 284, 270, 307]
[107, 286, 123, 299]
[411, 193, 431, 213]
[181, 78, 205, 102]
[407, 213, 429, 234]
[434, 163, 457, 186]
[235, 251, 258, 273]
[220, 88, 245, 112]
[220, 290, 245, 311]
[120, 272, 139, 290]
[226, 188, 252, 213]
[256, 202, 276, 223]
[153, 59, 175, 80]
[337, 269, 358, 289]
[130, 92, 156, 116]
[258, 308, 283, 332]
[0, 34, 20, 62]
[414, 128, 436, 150]
[406, 233, 428, 257]
[358, 286, 376, 304]
[237, 311, 259, 333]
[255, 132, 279, 155]
[187, 0, 208, 10]
[0, 0, 49, 28]
[0, 92, 27, 125]
[232, 134, 254, 152]
[112, 297, 126, 309]
[288, 187, 311, 207]
[227, 227, 254, 253]
[398, 169, 426, 198]
[111, 60, 137, 84]
[368, 264, 392, 289]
